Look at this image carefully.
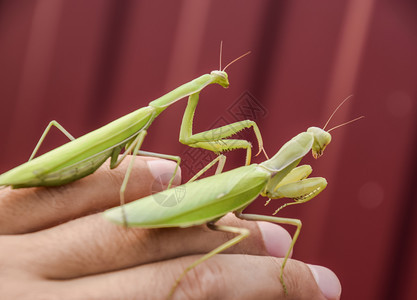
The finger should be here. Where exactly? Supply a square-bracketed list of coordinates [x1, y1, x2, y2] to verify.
[0, 156, 180, 234]
[164, 255, 338, 300]
[29, 255, 339, 300]
[10, 213, 292, 279]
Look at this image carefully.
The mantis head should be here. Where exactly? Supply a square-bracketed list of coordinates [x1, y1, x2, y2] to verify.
[210, 70, 229, 88]
[306, 127, 331, 159]
[211, 42, 251, 89]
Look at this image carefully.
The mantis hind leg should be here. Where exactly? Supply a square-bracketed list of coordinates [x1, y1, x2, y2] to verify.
[133, 150, 181, 189]
[110, 131, 181, 226]
[168, 222, 250, 299]
[29, 120, 75, 161]
[235, 211, 302, 296]
[109, 131, 147, 226]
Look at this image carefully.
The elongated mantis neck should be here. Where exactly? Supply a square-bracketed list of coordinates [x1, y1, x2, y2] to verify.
[260, 132, 313, 173]
[148, 72, 229, 111]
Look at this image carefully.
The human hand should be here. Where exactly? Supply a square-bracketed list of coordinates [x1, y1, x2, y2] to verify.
[0, 157, 341, 299]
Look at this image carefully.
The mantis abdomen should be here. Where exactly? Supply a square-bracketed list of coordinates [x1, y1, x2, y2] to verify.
[0, 106, 155, 187]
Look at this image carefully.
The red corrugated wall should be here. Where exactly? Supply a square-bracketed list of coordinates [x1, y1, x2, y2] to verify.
[1, 1, 416, 299]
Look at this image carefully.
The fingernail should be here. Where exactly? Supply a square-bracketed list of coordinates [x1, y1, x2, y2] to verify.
[147, 159, 181, 190]
[307, 264, 342, 300]
[257, 221, 293, 257]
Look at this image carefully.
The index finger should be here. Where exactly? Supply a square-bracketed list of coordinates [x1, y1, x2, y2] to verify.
[0, 157, 180, 234]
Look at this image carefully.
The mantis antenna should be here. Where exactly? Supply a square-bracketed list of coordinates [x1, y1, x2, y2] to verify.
[217, 41, 251, 71]
[322, 95, 353, 130]
[327, 116, 364, 132]
[321, 95, 364, 132]
[219, 41, 223, 70]
[222, 50, 251, 72]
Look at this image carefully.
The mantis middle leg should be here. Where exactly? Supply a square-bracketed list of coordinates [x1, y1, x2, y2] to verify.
[236, 211, 303, 295]
[109, 130, 181, 226]
[168, 222, 250, 299]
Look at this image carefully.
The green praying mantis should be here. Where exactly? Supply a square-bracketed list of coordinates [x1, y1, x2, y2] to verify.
[103, 97, 363, 298]
[0, 49, 264, 224]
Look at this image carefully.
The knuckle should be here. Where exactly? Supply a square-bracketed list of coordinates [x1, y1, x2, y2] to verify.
[217, 214, 265, 254]
[174, 258, 226, 300]
[277, 259, 324, 300]
[112, 225, 167, 262]
[124, 226, 159, 253]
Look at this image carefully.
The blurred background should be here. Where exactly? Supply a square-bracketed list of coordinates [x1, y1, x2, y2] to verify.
[0, 0, 416, 299]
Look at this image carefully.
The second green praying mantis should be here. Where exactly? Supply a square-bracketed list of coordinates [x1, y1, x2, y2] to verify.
[104, 96, 363, 298]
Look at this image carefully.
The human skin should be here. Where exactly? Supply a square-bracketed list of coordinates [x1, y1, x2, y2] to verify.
[0, 157, 341, 300]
